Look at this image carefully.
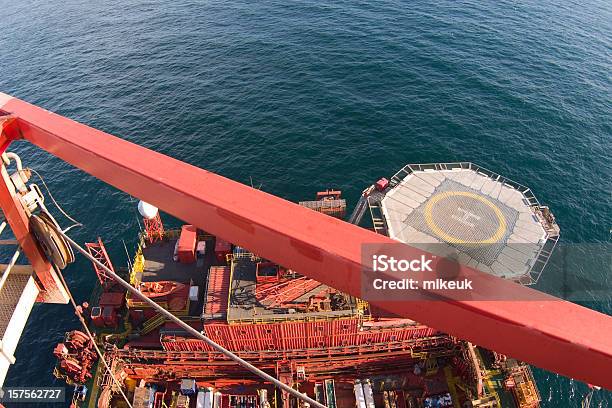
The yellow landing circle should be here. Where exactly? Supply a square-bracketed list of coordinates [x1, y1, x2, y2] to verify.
[424, 191, 507, 244]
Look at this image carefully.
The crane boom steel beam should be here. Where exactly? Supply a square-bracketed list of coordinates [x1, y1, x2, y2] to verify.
[0, 93, 610, 389]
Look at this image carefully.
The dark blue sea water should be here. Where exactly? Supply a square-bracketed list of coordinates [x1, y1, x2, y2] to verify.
[1, 0, 610, 406]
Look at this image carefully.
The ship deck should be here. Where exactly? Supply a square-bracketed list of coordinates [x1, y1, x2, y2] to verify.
[141, 240, 205, 284]
[138, 237, 359, 323]
[141, 238, 218, 317]
[225, 258, 358, 323]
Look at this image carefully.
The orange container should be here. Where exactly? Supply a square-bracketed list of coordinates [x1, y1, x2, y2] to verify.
[177, 225, 197, 263]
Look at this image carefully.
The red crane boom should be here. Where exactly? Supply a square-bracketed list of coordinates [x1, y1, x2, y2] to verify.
[0, 92, 610, 389]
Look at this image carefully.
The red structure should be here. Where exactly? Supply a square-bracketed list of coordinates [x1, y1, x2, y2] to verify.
[257, 276, 321, 307]
[316, 189, 342, 200]
[203, 266, 231, 319]
[255, 262, 280, 284]
[121, 336, 453, 377]
[177, 224, 196, 263]
[93, 292, 124, 328]
[0, 93, 611, 389]
[162, 319, 441, 353]
[300, 190, 347, 218]
[53, 330, 98, 384]
[214, 238, 232, 263]
[143, 212, 164, 243]
[375, 177, 389, 191]
[85, 237, 114, 286]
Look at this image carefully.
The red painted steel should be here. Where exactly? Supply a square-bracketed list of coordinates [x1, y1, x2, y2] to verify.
[90, 307, 104, 327]
[0, 125, 68, 303]
[85, 237, 114, 285]
[113, 346, 449, 382]
[0, 93, 611, 388]
[99, 292, 125, 307]
[166, 319, 441, 352]
[258, 277, 321, 306]
[375, 178, 389, 192]
[177, 224, 197, 263]
[134, 337, 453, 359]
[204, 266, 231, 317]
[143, 212, 164, 243]
[255, 262, 280, 284]
[214, 238, 232, 263]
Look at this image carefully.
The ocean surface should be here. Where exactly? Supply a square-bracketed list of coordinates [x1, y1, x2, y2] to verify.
[1, 0, 610, 406]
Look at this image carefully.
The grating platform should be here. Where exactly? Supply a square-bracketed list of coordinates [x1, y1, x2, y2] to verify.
[0, 266, 39, 386]
[380, 163, 559, 281]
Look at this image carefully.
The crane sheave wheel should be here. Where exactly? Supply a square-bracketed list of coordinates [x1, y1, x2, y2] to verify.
[38, 211, 75, 264]
[29, 214, 73, 269]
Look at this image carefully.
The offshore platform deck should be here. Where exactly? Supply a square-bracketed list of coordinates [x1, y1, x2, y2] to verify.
[370, 163, 559, 285]
[46, 184, 547, 407]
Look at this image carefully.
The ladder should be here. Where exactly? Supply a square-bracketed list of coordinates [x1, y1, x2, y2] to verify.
[368, 199, 388, 235]
[0, 221, 40, 386]
[348, 194, 369, 225]
[140, 313, 166, 335]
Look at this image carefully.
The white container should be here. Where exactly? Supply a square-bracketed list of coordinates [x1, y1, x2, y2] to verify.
[196, 241, 206, 256]
[362, 380, 375, 408]
[173, 240, 179, 262]
[189, 286, 199, 301]
[353, 381, 366, 408]
[196, 389, 213, 408]
[203, 390, 213, 408]
[196, 392, 204, 408]
[259, 389, 268, 407]
[213, 392, 222, 408]
[138, 201, 158, 219]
